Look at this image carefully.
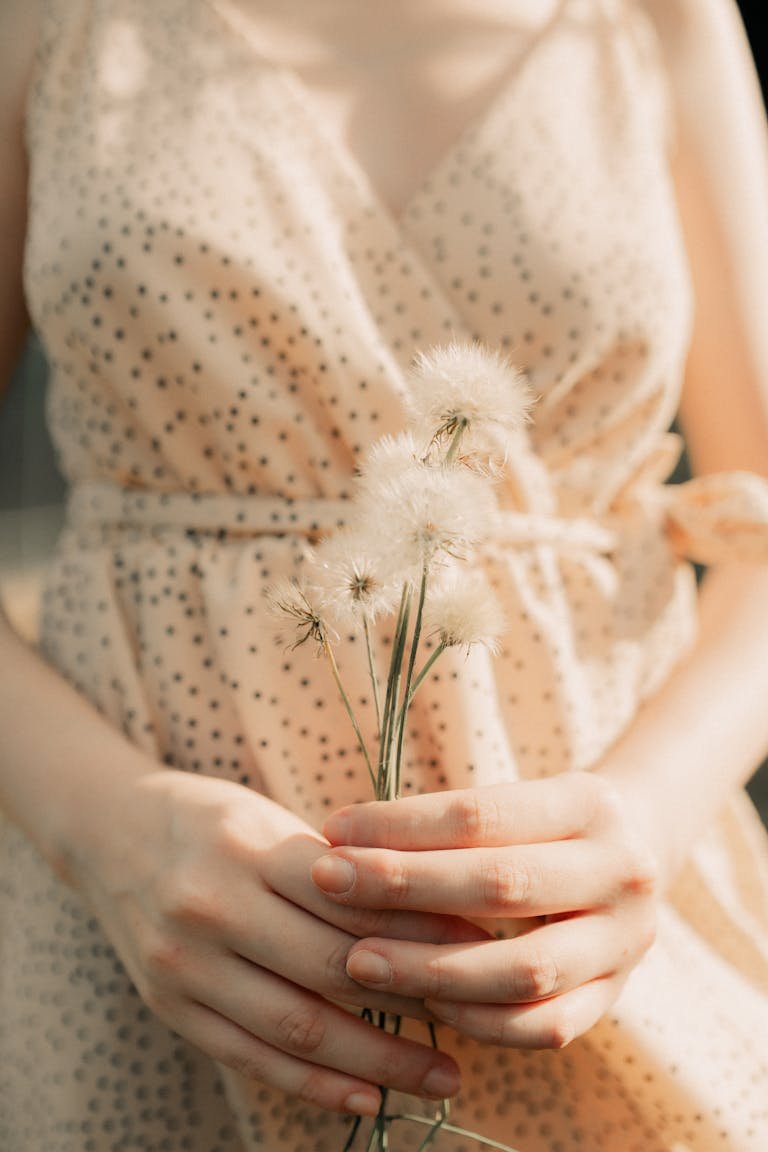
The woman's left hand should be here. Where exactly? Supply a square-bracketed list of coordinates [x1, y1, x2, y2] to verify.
[311, 772, 659, 1049]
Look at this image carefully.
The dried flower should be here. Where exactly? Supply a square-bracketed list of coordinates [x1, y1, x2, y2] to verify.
[264, 577, 328, 651]
[405, 339, 534, 460]
[425, 571, 506, 653]
[309, 532, 400, 626]
[355, 459, 498, 577]
[354, 431, 422, 493]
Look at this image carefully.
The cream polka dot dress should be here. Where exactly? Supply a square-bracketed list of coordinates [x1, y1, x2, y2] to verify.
[3, 0, 768, 1149]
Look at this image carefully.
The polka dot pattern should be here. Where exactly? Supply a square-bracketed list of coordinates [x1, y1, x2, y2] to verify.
[3, 0, 768, 1149]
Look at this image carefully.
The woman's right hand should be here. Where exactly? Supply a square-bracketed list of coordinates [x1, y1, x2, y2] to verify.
[68, 769, 477, 1117]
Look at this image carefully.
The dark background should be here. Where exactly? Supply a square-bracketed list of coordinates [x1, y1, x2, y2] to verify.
[1, 2, 767, 823]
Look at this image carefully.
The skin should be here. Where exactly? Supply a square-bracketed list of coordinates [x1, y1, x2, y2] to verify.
[2, 0, 768, 1119]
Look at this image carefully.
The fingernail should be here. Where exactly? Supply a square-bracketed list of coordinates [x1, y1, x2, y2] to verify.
[421, 1064, 461, 1100]
[425, 999, 459, 1025]
[347, 950, 392, 986]
[312, 855, 355, 895]
[344, 1091, 381, 1117]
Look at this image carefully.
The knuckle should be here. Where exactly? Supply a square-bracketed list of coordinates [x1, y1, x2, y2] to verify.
[619, 841, 659, 898]
[377, 855, 410, 906]
[159, 874, 222, 929]
[144, 935, 186, 978]
[480, 858, 534, 912]
[510, 949, 560, 1002]
[275, 1005, 327, 1057]
[226, 1048, 268, 1083]
[323, 938, 357, 996]
[423, 957, 451, 1000]
[451, 792, 500, 845]
[542, 1009, 575, 1050]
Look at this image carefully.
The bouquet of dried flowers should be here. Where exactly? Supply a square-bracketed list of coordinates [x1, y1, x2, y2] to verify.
[267, 340, 533, 1151]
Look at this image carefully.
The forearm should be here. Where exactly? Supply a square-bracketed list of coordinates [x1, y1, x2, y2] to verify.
[595, 561, 768, 887]
[0, 603, 157, 884]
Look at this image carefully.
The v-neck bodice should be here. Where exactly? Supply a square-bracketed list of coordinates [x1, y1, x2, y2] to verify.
[202, 0, 569, 226]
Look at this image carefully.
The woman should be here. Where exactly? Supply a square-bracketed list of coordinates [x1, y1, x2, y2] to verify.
[1, 0, 768, 1148]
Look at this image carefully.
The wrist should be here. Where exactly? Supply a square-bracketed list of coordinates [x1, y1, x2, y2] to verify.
[53, 749, 159, 891]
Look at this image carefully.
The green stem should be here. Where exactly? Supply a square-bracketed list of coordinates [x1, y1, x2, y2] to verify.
[413, 1113, 446, 1152]
[380, 585, 412, 800]
[363, 616, 382, 739]
[322, 639, 376, 792]
[391, 1114, 523, 1152]
[396, 641, 447, 727]
[444, 421, 467, 466]
[393, 565, 428, 799]
[342, 1116, 363, 1152]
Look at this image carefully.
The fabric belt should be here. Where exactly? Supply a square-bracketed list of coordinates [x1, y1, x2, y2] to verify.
[65, 480, 618, 554]
[65, 471, 768, 567]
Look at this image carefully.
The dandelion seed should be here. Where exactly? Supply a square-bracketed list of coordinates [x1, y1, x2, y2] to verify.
[405, 339, 535, 460]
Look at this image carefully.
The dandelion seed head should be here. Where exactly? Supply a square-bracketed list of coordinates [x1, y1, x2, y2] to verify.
[363, 462, 499, 575]
[309, 532, 400, 625]
[425, 572, 506, 652]
[405, 339, 535, 459]
[263, 576, 328, 651]
[354, 432, 423, 495]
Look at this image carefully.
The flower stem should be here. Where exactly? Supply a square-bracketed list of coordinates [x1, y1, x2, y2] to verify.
[391, 1115, 523, 1152]
[393, 565, 428, 799]
[379, 584, 412, 800]
[342, 1117, 363, 1152]
[322, 639, 376, 792]
[400, 641, 447, 717]
[444, 420, 468, 466]
[363, 615, 382, 738]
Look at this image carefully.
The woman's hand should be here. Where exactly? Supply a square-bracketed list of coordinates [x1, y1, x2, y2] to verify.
[313, 772, 659, 1050]
[69, 770, 484, 1116]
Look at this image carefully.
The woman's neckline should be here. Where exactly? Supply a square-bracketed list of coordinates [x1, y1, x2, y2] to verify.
[202, 0, 569, 225]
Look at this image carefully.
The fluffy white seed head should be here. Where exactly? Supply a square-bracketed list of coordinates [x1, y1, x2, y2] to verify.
[263, 576, 328, 651]
[356, 458, 499, 578]
[425, 571, 506, 652]
[405, 339, 535, 461]
[308, 531, 401, 626]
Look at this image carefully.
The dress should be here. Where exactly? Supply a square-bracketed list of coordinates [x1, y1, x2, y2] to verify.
[3, 0, 768, 1148]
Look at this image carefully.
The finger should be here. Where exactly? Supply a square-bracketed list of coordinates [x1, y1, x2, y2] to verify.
[312, 840, 637, 917]
[424, 976, 624, 1049]
[345, 911, 653, 1003]
[173, 999, 383, 1117]
[200, 956, 462, 1102]
[261, 833, 493, 944]
[222, 889, 433, 1020]
[322, 775, 603, 850]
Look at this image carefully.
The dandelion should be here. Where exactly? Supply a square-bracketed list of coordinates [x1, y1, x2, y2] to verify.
[310, 531, 400, 627]
[405, 338, 535, 462]
[357, 459, 499, 578]
[425, 571, 506, 653]
[354, 431, 422, 494]
[263, 577, 328, 652]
